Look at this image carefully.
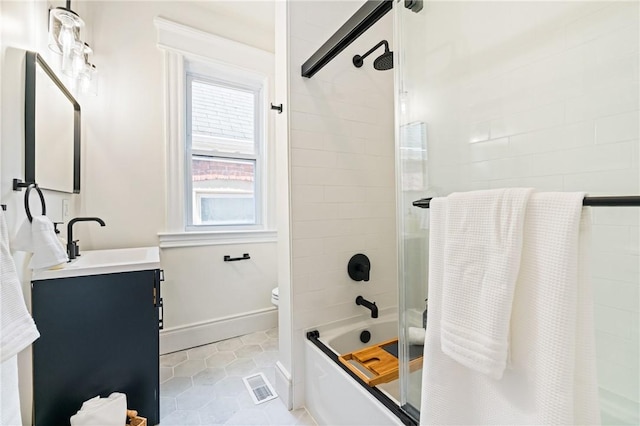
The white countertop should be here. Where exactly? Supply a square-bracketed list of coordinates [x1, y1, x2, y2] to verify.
[32, 247, 160, 281]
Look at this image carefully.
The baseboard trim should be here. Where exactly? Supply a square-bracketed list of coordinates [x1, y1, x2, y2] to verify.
[160, 307, 278, 354]
[275, 361, 293, 410]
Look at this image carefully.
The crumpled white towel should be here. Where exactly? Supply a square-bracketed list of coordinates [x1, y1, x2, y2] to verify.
[70, 392, 127, 426]
[12, 215, 67, 270]
[440, 188, 532, 379]
[420, 192, 600, 425]
[0, 210, 40, 426]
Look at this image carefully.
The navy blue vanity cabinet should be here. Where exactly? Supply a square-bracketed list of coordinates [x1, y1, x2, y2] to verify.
[31, 269, 162, 426]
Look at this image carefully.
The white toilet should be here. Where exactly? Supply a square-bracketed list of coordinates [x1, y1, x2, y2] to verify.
[271, 287, 279, 307]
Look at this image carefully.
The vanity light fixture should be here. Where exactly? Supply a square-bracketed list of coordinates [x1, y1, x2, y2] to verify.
[48, 0, 97, 94]
[47, 2, 83, 55]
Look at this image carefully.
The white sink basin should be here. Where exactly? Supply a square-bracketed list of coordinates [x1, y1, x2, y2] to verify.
[32, 247, 160, 281]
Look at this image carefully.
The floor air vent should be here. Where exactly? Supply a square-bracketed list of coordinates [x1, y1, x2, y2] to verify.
[242, 372, 278, 404]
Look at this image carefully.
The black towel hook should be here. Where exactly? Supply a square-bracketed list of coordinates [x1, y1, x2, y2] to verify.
[25, 184, 46, 223]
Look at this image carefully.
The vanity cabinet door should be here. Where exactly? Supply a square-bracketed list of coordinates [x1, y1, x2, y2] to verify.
[32, 269, 160, 426]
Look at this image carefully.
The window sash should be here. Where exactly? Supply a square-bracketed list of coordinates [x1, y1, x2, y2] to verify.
[190, 155, 257, 226]
[194, 187, 256, 226]
[185, 73, 264, 230]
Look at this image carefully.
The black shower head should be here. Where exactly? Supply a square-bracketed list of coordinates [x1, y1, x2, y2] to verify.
[374, 50, 393, 70]
[353, 40, 393, 71]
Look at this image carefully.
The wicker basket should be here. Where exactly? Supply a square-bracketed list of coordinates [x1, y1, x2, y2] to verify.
[127, 410, 147, 426]
[129, 416, 147, 426]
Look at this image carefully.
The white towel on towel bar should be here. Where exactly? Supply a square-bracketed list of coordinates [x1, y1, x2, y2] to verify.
[12, 215, 67, 270]
[440, 188, 532, 379]
[420, 191, 600, 425]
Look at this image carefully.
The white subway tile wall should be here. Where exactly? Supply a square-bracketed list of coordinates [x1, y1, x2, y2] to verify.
[288, 0, 397, 385]
[401, 1, 638, 423]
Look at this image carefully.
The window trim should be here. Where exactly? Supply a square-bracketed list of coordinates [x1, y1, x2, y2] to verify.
[154, 17, 276, 247]
[157, 230, 277, 248]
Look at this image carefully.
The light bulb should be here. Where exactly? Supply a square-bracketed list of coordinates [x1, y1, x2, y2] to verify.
[79, 63, 98, 95]
[72, 51, 84, 77]
[79, 61, 90, 83]
[62, 41, 84, 78]
[58, 24, 75, 55]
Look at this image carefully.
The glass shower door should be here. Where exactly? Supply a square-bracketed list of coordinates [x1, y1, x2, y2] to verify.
[395, 4, 432, 416]
[395, 1, 639, 424]
[396, 120, 429, 419]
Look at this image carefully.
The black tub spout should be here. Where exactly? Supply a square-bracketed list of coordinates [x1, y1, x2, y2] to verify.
[356, 295, 378, 318]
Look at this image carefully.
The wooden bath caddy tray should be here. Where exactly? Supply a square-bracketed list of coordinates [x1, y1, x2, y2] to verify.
[338, 338, 423, 387]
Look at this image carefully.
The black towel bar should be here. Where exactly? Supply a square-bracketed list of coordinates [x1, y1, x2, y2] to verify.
[25, 184, 47, 222]
[224, 253, 251, 262]
[412, 195, 640, 209]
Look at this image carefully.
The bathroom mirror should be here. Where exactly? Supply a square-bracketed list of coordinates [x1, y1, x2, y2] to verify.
[25, 51, 81, 193]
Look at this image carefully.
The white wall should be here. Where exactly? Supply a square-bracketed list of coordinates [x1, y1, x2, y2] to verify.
[287, 0, 397, 408]
[75, 0, 274, 250]
[68, 0, 279, 353]
[399, 1, 639, 423]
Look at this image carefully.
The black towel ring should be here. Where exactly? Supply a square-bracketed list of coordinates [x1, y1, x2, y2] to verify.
[25, 184, 46, 223]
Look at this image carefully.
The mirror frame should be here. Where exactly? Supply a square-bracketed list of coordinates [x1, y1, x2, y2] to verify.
[25, 50, 81, 193]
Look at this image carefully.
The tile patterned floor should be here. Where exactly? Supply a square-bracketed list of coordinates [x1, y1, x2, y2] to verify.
[159, 328, 316, 426]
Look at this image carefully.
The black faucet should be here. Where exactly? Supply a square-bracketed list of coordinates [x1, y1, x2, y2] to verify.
[356, 295, 378, 318]
[67, 217, 106, 260]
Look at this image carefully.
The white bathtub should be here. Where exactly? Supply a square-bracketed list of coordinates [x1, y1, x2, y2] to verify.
[304, 314, 405, 426]
[322, 318, 398, 355]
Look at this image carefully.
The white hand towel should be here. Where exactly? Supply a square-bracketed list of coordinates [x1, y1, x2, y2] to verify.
[440, 188, 532, 379]
[11, 218, 32, 252]
[70, 392, 127, 426]
[0, 210, 40, 363]
[12, 216, 67, 270]
[420, 192, 600, 425]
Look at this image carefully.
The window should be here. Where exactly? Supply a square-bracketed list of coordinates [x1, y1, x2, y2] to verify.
[186, 76, 263, 228]
[155, 17, 276, 247]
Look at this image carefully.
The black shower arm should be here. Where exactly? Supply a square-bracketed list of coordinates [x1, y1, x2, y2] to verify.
[358, 40, 389, 62]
